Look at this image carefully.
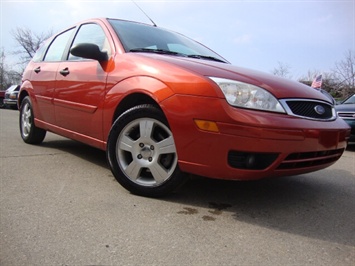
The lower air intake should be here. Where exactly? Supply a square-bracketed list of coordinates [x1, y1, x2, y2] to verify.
[277, 148, 344, 169]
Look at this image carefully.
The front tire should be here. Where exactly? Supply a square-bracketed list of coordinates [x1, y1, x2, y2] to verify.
[19, 96, 46, 144]
[107, 104, 187, 197]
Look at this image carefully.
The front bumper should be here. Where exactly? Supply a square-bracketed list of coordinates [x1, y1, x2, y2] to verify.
[343, 120, 355, 143]
[162, 95, 350, 180]
[4, 98, 18, 106]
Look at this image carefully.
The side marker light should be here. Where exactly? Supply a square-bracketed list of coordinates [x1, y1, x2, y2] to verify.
[194, 119, 219, 133]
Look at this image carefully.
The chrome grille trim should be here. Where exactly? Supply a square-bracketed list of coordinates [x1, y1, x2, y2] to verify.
[337, 111, 355, 120]
[279, 99, 336, 121]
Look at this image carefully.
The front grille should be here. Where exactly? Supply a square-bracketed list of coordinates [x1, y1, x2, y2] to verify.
[277, 148, 344, 170]
[280, 99, 335, 120]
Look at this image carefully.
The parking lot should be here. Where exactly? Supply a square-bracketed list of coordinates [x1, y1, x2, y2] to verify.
[1, 108, 354, 265]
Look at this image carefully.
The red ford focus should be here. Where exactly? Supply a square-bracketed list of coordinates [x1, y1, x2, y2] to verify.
[18, 18, 350, 197]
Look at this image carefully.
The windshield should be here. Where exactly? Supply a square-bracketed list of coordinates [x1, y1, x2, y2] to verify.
[343, 94, 355, 104]
[108, 19, 228, 63]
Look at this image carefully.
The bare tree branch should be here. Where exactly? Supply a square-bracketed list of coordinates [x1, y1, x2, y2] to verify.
[271, 61, 292, 79]
[332, 50, 355, 97]
[11, 27, 52, 65]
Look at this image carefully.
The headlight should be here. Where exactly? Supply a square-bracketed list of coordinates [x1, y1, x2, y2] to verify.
[210, 77, 285, 113]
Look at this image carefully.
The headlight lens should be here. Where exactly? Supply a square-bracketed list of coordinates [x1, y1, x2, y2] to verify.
[210, 77, 285, 113]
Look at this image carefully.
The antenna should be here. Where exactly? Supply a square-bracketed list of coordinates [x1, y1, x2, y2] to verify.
[131, 0, 157, 27]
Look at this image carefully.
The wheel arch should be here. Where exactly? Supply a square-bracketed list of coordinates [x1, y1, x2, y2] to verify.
[103, 76, 175, 140]
[18, 81, 32, 108]
[112, 92, 162, 124]
[18, 89, 30, 108]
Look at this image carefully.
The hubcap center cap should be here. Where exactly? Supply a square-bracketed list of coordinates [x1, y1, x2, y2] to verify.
[141, 146, 153, 159]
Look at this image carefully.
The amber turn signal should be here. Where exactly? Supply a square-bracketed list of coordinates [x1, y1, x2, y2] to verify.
[194, 119, 219, 133]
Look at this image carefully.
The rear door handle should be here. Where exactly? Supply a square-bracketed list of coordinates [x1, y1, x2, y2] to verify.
[59, 67, 70, 77]
[34, 67, 41, 73]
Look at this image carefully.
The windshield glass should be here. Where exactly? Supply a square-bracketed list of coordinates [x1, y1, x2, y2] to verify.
[343, 94, 355, 104]
[108, 19, 228, 63]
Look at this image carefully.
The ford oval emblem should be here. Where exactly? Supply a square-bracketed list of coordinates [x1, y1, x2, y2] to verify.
[314, 105, 325, 115]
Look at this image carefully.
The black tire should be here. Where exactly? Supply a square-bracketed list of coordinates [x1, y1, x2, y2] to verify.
[107, 104, 187, 197]
[19, 96, 46, 144]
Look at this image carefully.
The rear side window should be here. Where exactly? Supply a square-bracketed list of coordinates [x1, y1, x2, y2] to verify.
[69, 23, 110, 61]
[44, 28, 75, 62]
[32, 40, 50, 62]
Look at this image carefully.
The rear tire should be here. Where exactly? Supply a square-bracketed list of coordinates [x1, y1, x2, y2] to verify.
[107, 104, 187, 197]
[19, 96, 46, 144]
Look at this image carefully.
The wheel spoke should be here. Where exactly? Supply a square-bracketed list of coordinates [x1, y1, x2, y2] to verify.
[24, 123, 30, 134]
[119, 135, 135, 152]
[125, 160, 142, 180]
[155, 136, 176, 154]
[149, 163, 169, 184]
[25, 107, 31, 117]
[139, 120, 154, 139]
[21, 104, 32, 137]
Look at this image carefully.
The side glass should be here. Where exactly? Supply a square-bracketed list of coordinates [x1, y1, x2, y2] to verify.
[69, 23, 110, 61]
[32, 40, 50, 62]
[44, 28, 75, 62]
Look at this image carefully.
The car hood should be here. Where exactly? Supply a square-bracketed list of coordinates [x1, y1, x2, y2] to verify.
[134, 53, 332, 103]
[335, 103, 355, 112]
[5, 85, 20, 93]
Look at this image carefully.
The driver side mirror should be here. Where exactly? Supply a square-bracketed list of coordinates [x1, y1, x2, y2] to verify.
[70, 43, 108, 62]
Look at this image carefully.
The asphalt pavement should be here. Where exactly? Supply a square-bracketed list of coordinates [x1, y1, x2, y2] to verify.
[1, 108, 354, 265]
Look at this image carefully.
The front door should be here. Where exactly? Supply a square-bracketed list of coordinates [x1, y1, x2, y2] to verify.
[54, 23, 112, 141]
[54, 60, 107, 140]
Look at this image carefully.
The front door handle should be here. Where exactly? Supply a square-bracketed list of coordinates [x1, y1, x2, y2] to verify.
[59, 67, 70, 77]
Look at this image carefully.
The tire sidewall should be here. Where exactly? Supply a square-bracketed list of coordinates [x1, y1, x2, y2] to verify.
[19, 96, 46, 144]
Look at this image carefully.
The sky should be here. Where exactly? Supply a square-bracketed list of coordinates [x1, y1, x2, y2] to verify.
[0, 0, 354, 80]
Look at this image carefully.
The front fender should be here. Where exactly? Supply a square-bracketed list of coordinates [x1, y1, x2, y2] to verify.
[103, 76, 175, 140]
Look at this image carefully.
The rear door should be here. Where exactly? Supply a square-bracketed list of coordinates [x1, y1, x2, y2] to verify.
[54, 23, 112, 141]
[29, 28, 75, 124]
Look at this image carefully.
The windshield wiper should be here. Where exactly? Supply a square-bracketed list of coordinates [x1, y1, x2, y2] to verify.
[187, 54, 227, 63]
[130, 48, 183, 56]
[129, 49, 227, 63]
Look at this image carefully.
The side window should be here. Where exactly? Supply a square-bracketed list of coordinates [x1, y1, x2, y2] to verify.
[69, 23, 110, 61]
[32, 40, 50, 62]
[44, 28, 74, 62]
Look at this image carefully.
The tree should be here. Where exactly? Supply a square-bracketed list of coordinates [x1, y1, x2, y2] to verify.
[271, 61, 292, 79]
[4, 27, 53, 85]
[0, 48, 13, 90]
[11, 27, 52, 66]
[332, 50, 355, 98]
[298, 71, 343, 98]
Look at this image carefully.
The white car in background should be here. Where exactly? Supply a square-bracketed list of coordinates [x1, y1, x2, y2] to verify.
[4, 85, 20, 110]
